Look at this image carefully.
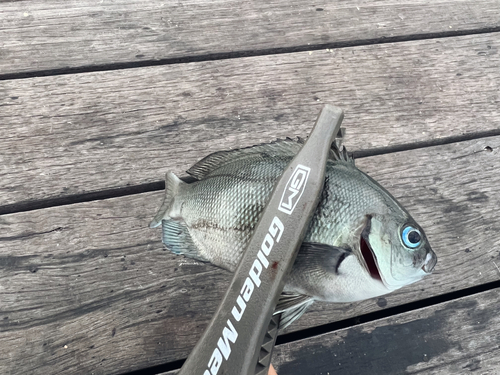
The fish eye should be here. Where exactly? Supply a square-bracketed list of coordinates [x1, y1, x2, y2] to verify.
[402, 226, 422, 248]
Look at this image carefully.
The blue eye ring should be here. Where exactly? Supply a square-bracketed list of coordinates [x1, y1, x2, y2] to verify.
[402, 226, 422, 248]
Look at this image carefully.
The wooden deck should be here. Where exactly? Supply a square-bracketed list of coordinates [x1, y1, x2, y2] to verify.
[1, 1, 500, 374]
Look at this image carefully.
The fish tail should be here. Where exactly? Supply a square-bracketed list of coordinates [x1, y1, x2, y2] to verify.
[149, 172, 185, 228]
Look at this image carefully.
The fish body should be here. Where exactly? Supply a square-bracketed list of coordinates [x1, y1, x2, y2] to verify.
[150, 139, 436, 327]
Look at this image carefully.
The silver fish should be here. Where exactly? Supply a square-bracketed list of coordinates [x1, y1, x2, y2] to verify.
[150, 139, 437, 328]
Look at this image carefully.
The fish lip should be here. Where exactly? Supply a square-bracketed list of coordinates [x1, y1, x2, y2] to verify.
[360, 215, 383, 282]
[421, 249, 437, 273]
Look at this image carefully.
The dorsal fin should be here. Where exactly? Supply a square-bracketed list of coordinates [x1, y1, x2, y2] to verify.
[331, 142, 354, 165]
[186, 137, 353, 181]
[186, 138, 303, 180]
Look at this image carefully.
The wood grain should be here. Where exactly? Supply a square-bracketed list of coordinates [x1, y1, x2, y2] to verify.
[159, 289, 500, 374]
[1, 0, 499, 75]
[272, 288, 500, 374]
[1, 136, 499, 374]
[1, 33, 500, 206]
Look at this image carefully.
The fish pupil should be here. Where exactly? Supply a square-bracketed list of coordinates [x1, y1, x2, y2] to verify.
[408, 230, 421, 244]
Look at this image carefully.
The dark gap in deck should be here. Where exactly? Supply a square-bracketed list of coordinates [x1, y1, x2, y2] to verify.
[119, 281, 500, 375]
[352, 128, 500, 159]
[276, 281, 500, 346]
[1, 130, 499, 216]
[1, 27, 500, 81]
[0, 181, 164, 216]
[123, 359, 185, 375]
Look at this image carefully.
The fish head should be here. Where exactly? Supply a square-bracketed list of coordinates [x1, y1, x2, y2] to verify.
[358, 213, 437, 291]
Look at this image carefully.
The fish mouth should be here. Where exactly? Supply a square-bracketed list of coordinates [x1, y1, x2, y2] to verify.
[422, 250, 437, 273]
[360, 215, 383, 282]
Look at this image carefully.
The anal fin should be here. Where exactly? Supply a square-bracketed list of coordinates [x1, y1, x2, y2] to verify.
[162, 219, 208, 262]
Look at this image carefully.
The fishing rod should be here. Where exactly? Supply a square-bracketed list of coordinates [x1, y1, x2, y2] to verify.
[178, 104, 344, 375]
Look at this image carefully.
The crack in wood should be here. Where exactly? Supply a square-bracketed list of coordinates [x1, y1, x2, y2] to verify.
[0, 227, 67, 242]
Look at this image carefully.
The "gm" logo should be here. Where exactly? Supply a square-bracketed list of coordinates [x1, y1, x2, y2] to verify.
[278, 164, 311, 215]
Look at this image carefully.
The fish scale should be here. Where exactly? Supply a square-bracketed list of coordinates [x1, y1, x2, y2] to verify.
[179, 157, 287, 269]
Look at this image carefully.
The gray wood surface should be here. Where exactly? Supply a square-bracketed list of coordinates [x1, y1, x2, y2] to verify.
[1, 135, 499, 374]
[2, 33, 500, 206]
[2, 2, 499, 375]
[160, 289, 500, 374]
[1, 0, 498, 75]
[272, 288, 500, 374]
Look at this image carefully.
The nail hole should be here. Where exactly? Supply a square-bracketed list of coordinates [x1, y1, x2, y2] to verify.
[485, 146, 493, 152]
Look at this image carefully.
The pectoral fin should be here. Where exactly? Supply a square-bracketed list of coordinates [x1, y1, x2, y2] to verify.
[294, 242, 352, 276]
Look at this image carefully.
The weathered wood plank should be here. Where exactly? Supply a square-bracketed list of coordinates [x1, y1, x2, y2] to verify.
[159, 289, 500, 374]
[1, 136, 499, 374]
[1, 0, 499, 75]
[1, 33, 500, 206]
[272, 288, 500, 374]
[0, 192, 221, 375]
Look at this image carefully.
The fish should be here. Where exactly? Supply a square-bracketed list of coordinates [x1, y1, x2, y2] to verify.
[150, 138, 437, 328]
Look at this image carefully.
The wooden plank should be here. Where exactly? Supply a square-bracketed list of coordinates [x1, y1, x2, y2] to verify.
[1, 135, 499, 374]
[1, 0, 499, 75]
[159, 289, 500, 374]
[1, 33, 500, 206]
[272, 288, 500, 374]
[0, 191, 221, 375]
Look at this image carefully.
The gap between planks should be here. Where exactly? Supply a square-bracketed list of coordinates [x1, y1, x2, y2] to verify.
[2, 129, 500, 216]
[2, 27, 500, 81]
[1, 0, 500, 76]
[155, 287, 500, 375]
[273, 287, 500, 374]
